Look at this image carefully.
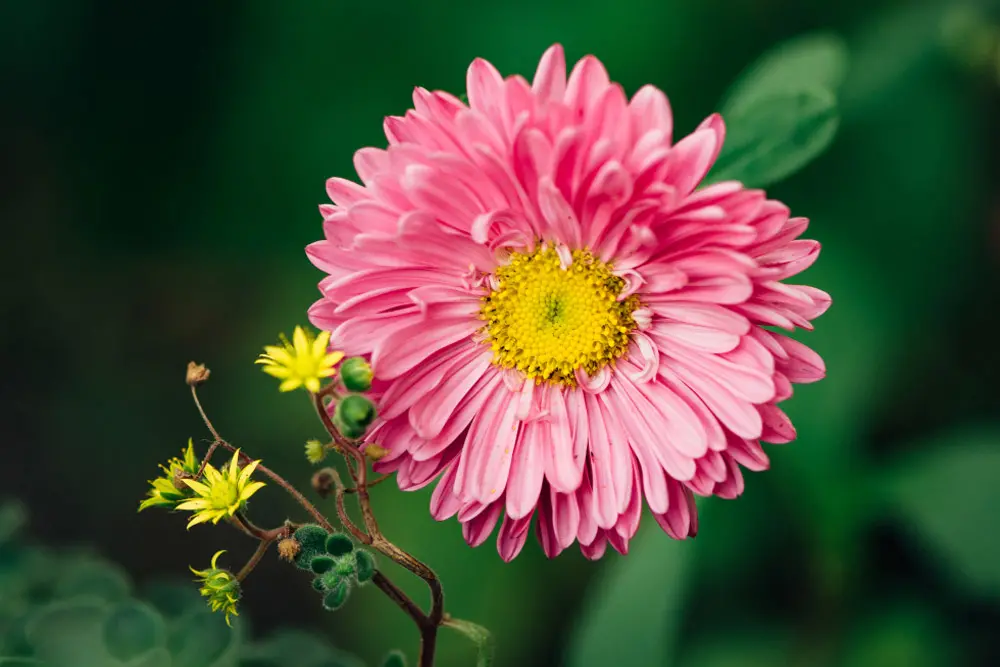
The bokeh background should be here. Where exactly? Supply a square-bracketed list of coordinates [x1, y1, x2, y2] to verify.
[3, 0, 1000, 665]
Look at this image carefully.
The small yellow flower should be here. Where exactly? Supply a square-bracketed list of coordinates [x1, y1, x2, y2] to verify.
[304, 439, 327, 465]
[138, 439, 200, 512]
[191, 550, 241, 626]
[176, 450, 265, 529]
[255, 326, 344, 393]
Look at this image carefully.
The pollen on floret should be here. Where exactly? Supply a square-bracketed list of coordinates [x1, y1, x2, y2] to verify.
[480, 245, 640, 386]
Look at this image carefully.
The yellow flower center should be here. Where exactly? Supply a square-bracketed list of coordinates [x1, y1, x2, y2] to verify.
[209, 481, 239, 509]
[481, 245, 640, 385]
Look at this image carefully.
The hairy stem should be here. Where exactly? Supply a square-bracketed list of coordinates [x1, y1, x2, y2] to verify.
[235, 539, 272, 582]
[310, 391, 445, 666]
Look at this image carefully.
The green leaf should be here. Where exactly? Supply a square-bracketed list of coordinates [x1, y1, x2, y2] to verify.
[565, 527, 689, 667]
[126, 648, 171, 667]
[721, 32, 849, 114]
[885, 427, 1000, 595]
[241, 629, 365, 667]
[443, 618, 494, 667]
[840, 602, 958, 667]
[166, 608, 240, 667]
[102, 602, 166, 662]
[710, 88, 839, 188]
[24, 599, 112, 667]
[54, 559, 131, 603]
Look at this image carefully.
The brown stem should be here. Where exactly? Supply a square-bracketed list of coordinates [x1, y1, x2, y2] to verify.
[236, 539, 272, 582]
[213, 439, 335, 533]
[310, 392, 445, 664]
[311, 395, 380, 536]
[195, 439, 222, 478]
[372, 571, 427, 625]
[191, 385, 222, 441]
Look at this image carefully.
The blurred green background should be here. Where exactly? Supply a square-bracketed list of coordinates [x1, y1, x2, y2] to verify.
[3, 0, 1000, 665]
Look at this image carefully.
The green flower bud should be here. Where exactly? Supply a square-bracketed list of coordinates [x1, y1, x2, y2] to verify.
[333, 413, 367, 440]
[325, 533, 354, 557]
[335, 395, 376, 434]
[355, 550, 376, 583]
[381, 650, 407, 667]
[322, 579, 350, 611]
[304, 439, 327, 464]
[339, 357, 373, 392]
[310, 556, 336, 574]
[311, 577, 326, 592]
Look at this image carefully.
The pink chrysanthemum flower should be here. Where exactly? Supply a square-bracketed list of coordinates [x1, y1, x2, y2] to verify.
[307, 45, 829, 561]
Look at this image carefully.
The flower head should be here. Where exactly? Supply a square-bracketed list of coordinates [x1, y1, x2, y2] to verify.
[138, 439, 201, 512]
[306, 45, 830, 561]
[305, 439, 328, 464]
[176, 450, 265, 528]
[256, 326, 345, 393]
[190, 550, 240, 626]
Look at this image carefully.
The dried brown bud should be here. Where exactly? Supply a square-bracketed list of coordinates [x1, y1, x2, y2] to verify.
[311, 468, 337, 499]
[172, 469, 193, 492]
[186, 361, 211, 386]
[365, 444, 389, 461]
[277, 537, 301, 562]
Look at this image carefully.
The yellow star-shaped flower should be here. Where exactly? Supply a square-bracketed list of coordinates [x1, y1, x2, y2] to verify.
[176, 450, 265, 528]
[255, 326, 344, 393]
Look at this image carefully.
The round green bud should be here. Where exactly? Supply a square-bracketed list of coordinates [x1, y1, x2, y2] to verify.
[294, 524, 329, 551]
[335, 395, 376, 432]
[333, 413, 367, 440]
[322, 580, 350, 611]
[325, 533, 354, 557]
[381, 650, 407, 667]
[355, 550, 376, 583]
[339, 357, 373, 392]
[310, 556, 336, 574]
[311, 577, 326, 592]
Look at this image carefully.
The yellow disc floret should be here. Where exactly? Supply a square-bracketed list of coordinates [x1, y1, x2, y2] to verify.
[481, 245, 640, 385]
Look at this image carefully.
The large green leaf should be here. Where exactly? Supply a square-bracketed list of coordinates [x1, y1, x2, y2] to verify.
[564, 526, 689, 667]
[103, 602, 166, 663]
[709, 88, 839, 189]
[885, 427, 1000, 595]
[721, 32, 849, 114]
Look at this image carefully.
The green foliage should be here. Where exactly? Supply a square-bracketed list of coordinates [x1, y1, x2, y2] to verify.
[354, 551, 375, 584]
[322, 581, 350, 612]
[293, 525, 329, 552]
[442, 619, 494, 667]
[565, 527, 689, 667]
[292, 525, 331, 572]
[0, 502, 364, 667]
[710, 88, 839, 188]
[710, 31, 846, 187]
[720, 32, 849, 113]
[325, 534, 354, 558]
[379, 650, 406, 667]
[884, 427, 1000, 595]
[310, 556, 336, 575]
